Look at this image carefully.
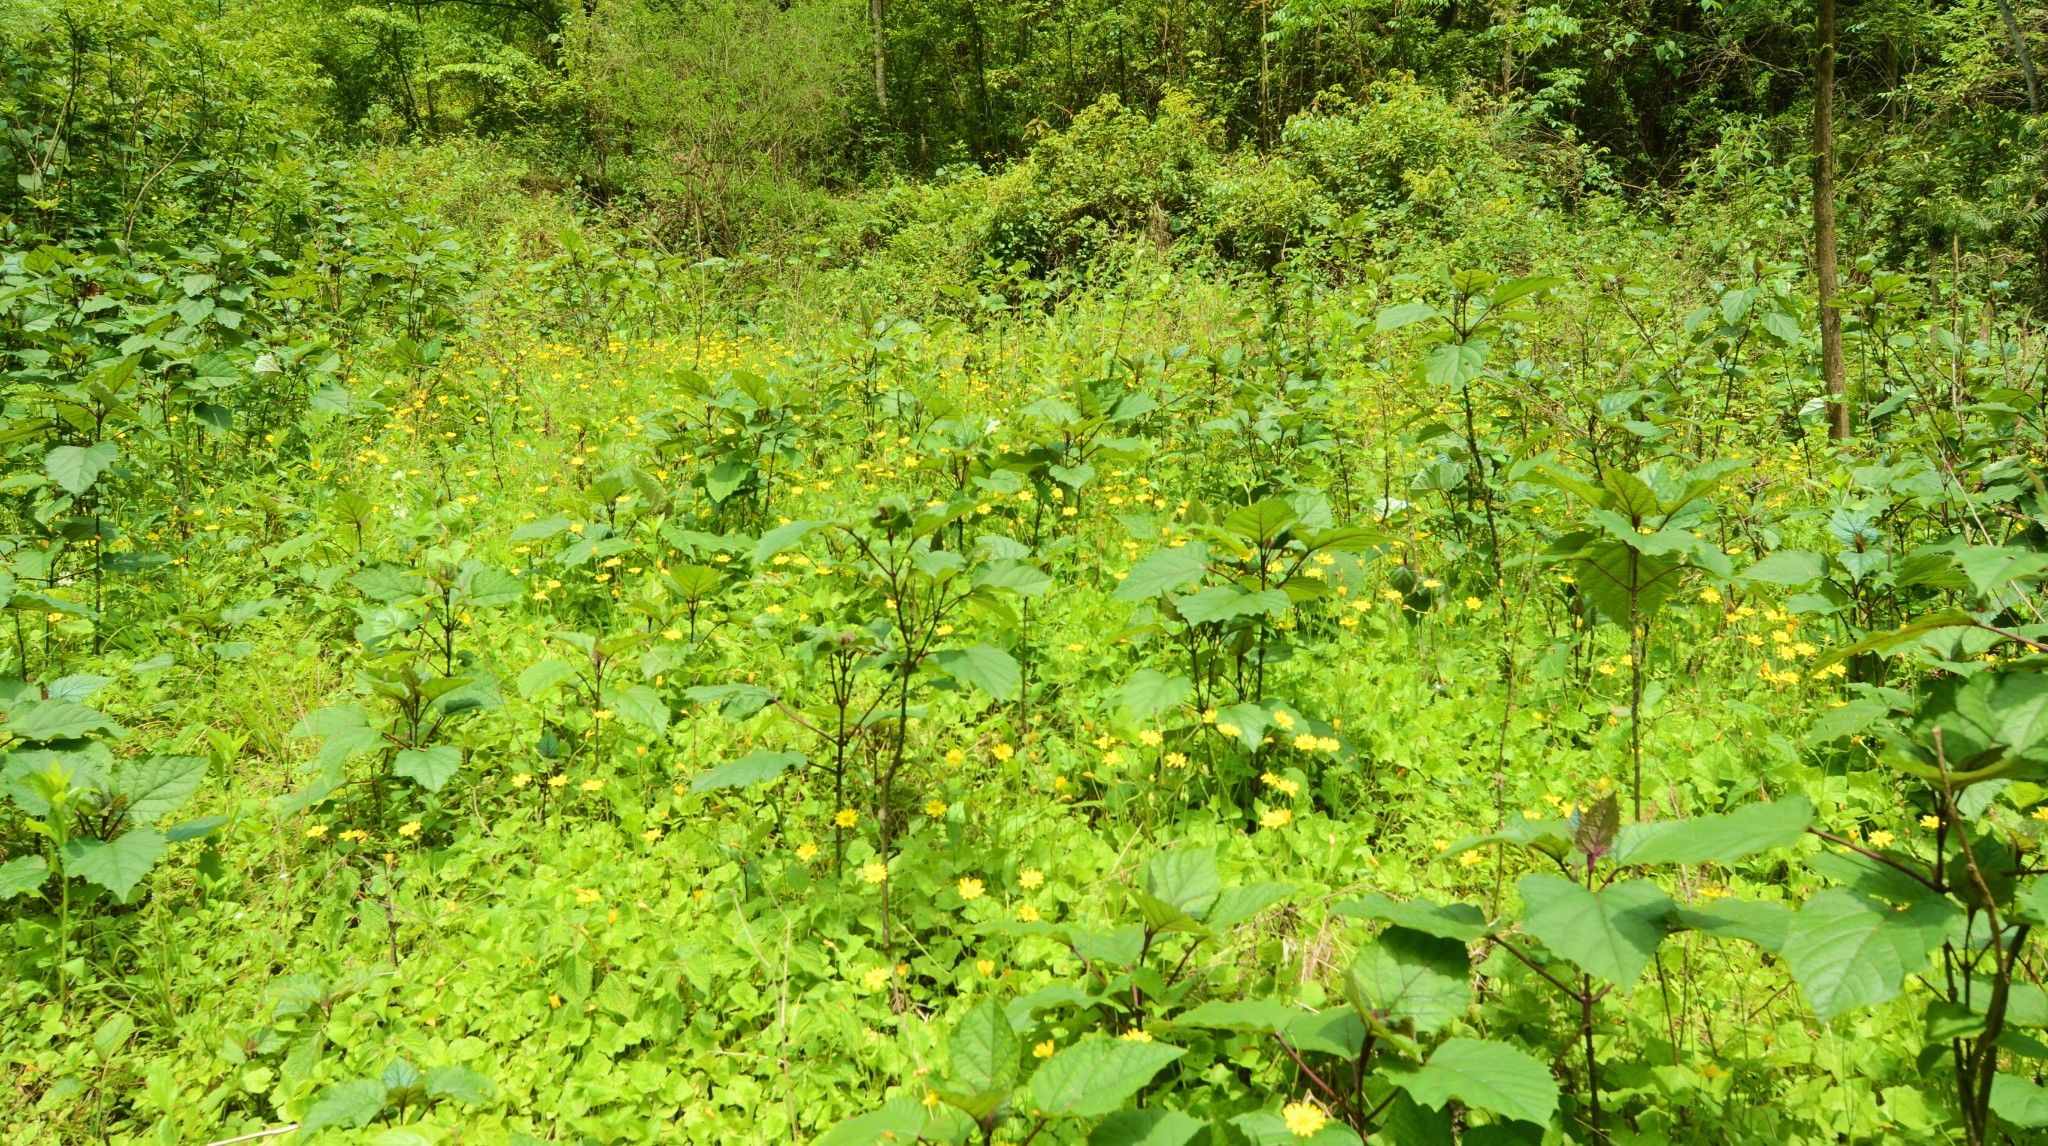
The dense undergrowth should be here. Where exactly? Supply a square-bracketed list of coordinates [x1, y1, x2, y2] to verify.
[8, 0, 2048, 1144]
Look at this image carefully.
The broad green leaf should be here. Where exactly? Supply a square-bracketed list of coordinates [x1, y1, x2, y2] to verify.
[1028, 1037, 1186, 1118]
[610, 684, 669, 735]
[1423, 341, 1487, 389]
[1211, 702, 1272, 750]
[1741, 550, 1828, 586]
[1487, 274, 1566, 307]
[165, 816, 229, 843]
[1204, 882, 1293, 929]
[0, 855, 49, 898]
[516, 657, 578, 698]
[1671, 898, 1791, 952]
[1089, 1108, 1207, 1146]
[1175, 586, 1291, 625]
[814, 1097, 939, 1146]
[1813, 609, 1978, 669]
[45, 441, 117, 495]
[1991, 1074, 2048, 1127]
[350, 566, 427, 603]
[1388, 1038, 1559, 1126]
[1119, 670, 1192, 723]
[111, 755, 207, 824]
[705, 460, 751, 503]
[940, 999, 1017, 1118]
[1344, 925, 1471, 1033]
[459, 565, 524, 608]
[1784, 888, 1956, 1021]
[1285, 1008, 1366, 1058]
[1571, 541, 1685, 627]
[1376, 302, 1442, 331]
[62, 829, 167, 899]
[1221, 499, 1300, 545]
[1517, 875, 1673, 984]
[1115, 542, 1211, 601]
[1170, 999, 1299, 1034]
[690, 749, 805, 793]
[1334, 893, 1491, 941]
[931, 644, 1020, 699]
[393, 745, 462, 793]
[753, 519, 819, 565]
[684, 683, 773, 720]
[1613, 797, 1813, 866]
[299, 1077, 389, 1133]
[1142, 848, 1221, 918]
[974, 559, 1053, 597]
[422, 1065, 494, 1103]
[9, 700, 123, 742]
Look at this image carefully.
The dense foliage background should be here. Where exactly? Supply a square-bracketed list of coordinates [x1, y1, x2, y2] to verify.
[3, 0, 2048, 1143]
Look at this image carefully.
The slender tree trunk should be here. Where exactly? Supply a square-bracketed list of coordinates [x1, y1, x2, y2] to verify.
[870, 0, 887, 109]
[1815, 0, 1850, 441]
[1996, 0, 2042, 115]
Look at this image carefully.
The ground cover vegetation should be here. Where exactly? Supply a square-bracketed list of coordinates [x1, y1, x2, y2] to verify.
[3, 0, 2048, 1143]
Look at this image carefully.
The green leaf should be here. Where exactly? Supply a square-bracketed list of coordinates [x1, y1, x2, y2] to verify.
[1487, 274, 1566, 307]
[1813, 609, 1978, 670]
[705, 460, 751, 504]
[974, 559, 1053, 597]
[62, 829, 167, 899]
[610, 684, 669, 735]
[1423, 342, 1488, 389]
[1343, 925, 1472, 1033]
[1175, 586, 1291, 625]
[1571, 541, 1686, 626]
[1517, 875, 1673, 984]
[1170, 999, 1299, 1034]
[690, 749, 805, 793]
[1142, 848, 1221, 918]
[0, 855, 49, 899]
[299, 1076, 389, 1133]
[516, 658, 578, 698]
[753, 519, 819, 566]
[9, 700, 123, 742]
[1089, 1108, 1207, 1146]
[940, 999, 1018, 1119]
[1613, 797, 1813, 866]
[1784, 888, 1956, 1022]
[45, 441, 117, 495]
[1376, 302, 1442, 332]
[1204, 882, 1293, 929]
[1388, 1038, 1559, 1126]
[421, 1065, 494, 1104]
[1671, 899, 1791, 953]
[165, 816, 229, 843]
[814, 1097, 934, 1146]
[350, 566, 427, 603]
[1741, 550, 1828, 586]
[1028, 1037, 1186, 1118]
[931, 644, 1020, 700]
[392, 745, 462, 793]
[1221, 499, 1301, 545]
[111, 755, 207, 824]
[1334, 893, 1491, 941]
[1115, 542, 1211, 601]
[1119, 670, 1192, 723]
[1991, 1074, 2048, 1127]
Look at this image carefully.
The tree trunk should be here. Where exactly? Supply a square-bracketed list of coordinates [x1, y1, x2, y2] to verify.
[870, 0, 887, 109]
[1815, 0, 1850, 441]
[1995, 0, 2042, 115]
